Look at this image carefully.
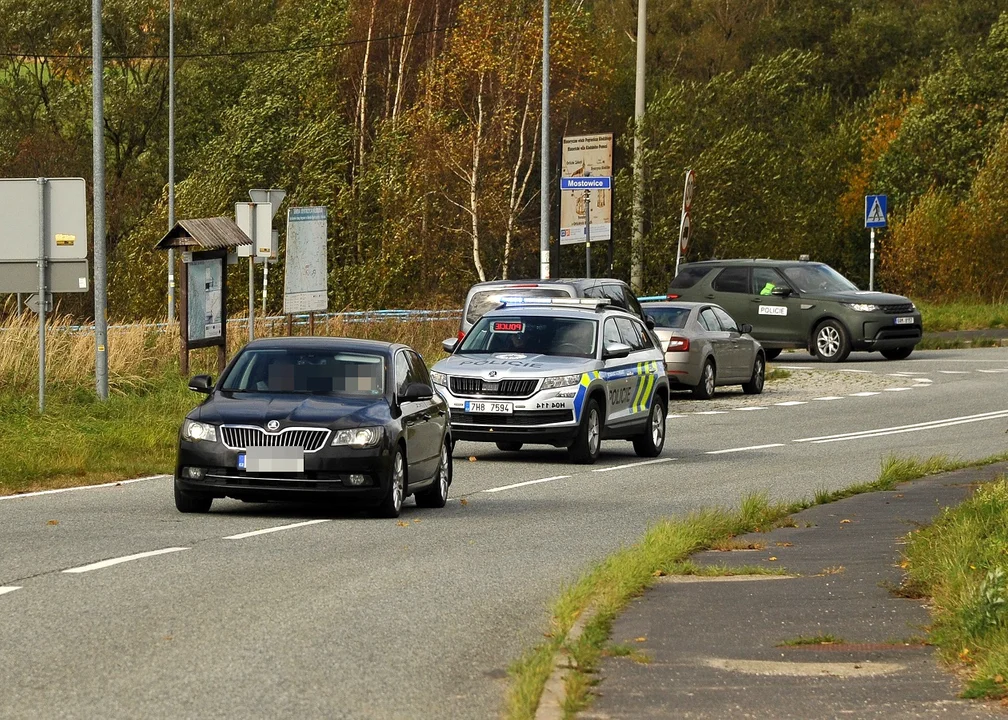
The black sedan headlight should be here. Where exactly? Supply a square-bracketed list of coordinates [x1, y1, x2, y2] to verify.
[331, 427, 382, 448]
[182, 419, 217, 443]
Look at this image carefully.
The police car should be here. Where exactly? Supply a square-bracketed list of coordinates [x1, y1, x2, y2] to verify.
[431, 298, 670, 464]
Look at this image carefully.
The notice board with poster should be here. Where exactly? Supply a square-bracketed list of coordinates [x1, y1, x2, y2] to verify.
[187, 256, 224, 346]
[559, 133, 613, 245]
[284, 206, 328, 315]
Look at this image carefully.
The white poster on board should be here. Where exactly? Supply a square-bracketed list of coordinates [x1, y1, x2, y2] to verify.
[188, 257, 223, 341]
[284, 207, 328, 314]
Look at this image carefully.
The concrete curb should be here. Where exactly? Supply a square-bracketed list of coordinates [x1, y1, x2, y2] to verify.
[534, 604, 598, 720]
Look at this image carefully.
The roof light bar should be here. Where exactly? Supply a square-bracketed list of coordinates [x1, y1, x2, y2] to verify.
[638, 294, 681, 302]
[496, 297, 611, 309]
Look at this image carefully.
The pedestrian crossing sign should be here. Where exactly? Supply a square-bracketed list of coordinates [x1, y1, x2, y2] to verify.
[865, 194, 887, 228]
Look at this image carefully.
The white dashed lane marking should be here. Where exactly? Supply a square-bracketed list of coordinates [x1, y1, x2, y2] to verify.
[978, 369, 1008, 373]
[63, 547, 189, 574]
[706, 444, 785, 455]
[849, 392, 880, 397]
[224, 519, 332, 540]
[694, 411, 729, 415]
[794, 409, 1008, 445]
[884, 387, 913, 392]
[775, 401, 807, 406]
[939, 370, 970, 374]
[593, 458, 675, 473]
[814, 396, 844, 401]
[483, 475, 569, 493]
[734, 407, 768, 411]
[0, 587, 22, 597]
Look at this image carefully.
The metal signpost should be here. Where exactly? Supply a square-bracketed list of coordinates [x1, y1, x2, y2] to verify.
[560, 134, 614, 274]
[249, 188, 285, 316]
[674, 170, 695, 278]
[865, 194, 887, 291]
[284, 207, 328, 332]
[0, 178, 89, 413]
[236, 199, 275, 341]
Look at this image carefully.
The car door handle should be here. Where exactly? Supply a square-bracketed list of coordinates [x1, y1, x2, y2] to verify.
[705, 293, 715, 299]
[750, 298, 762, 303]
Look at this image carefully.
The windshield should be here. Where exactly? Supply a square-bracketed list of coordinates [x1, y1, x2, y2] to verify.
[459, 315, 597, 359]
[221, 348, 385, 396]
[781, 263, 859, 294]
[646, 307, 690, 329]
[465, 287, 572, 325]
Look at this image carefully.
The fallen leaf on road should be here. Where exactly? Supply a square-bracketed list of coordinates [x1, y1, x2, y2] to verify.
[396, 521, 408, 527]
[47, 519, 59, 526]
[768, 556, 778, 561]
[468, 456, 477, 462]
[840, 519, 851, 524]
[775, 542, 792, 547]
[634, 637, 646, 643]
[459, 498, 468, 506]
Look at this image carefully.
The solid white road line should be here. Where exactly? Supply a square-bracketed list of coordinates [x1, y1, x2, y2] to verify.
[0, 475, 167, 501]
[63, 547, 189, 574]
[224, 519, 332, 540]
[775, 401, 807, 406]
[849, 392, 881, 397]
[794, 409, 1008, 445]
[814, 396, 844, 401]
[706, 444, 785, 455]
[593, 458, 675, 473]
[484, 476, 569, 493]
[0, 587, 22, 597]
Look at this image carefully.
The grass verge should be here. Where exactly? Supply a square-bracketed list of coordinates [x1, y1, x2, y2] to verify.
[918, 302, 1008, 332]
[507, 452, 1008, 719]
[902, 476, 1008, 700]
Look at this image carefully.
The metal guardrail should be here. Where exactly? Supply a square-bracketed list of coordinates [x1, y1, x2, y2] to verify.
[1, 308, 462, 334]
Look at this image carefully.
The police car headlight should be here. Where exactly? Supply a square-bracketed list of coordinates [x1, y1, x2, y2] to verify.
[332, 427, 382, 448]
[845, 303, 879, 312]
[429, 371, 448, 387]
[182, 420, 217, 443]
[541, 374, 582, 390]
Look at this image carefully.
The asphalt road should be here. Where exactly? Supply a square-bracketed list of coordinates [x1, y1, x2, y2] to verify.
[1, 348, 1006, 719]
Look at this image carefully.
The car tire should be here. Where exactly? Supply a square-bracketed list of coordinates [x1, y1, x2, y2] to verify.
[632, 396, 667, 458]
[375, 446, 406, 518]
[569, 398, 602, 465]
[415, 438, 451, 509]
[763, 348, 782, 361]
[692, 359, 716, 399]
[881, 346, 914, 360]
[174, 479, 212, 513]
[812, 319, 851, 363]
[495, 441, 523, 452]
[742, 354, 765, 395]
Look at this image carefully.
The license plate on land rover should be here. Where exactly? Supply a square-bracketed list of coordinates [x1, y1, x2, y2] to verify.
[894, 316, 915, 325]
[464, 401, 513, 414]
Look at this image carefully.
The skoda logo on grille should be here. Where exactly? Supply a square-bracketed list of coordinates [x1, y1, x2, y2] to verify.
[266, 420, 280, 432]
[487, 371, 498, 378]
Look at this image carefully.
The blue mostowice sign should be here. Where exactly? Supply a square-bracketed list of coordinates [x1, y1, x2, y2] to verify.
[561, 176, 611, 191]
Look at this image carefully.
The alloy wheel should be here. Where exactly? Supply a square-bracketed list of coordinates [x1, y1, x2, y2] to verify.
[392, 451, 404, 513]
[651, 403, 665, 447]
[588, 408, 601, 455]
[817, 326, 840, 358]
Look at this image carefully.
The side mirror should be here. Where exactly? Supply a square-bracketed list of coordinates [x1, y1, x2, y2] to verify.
[402, 382, 434, 402]
[188, 375, 213, 394]
[442, 338, 458, 354]
[603, 342, 632, 360]
[770, 286, 793, 297]
[645, 316, 656, 330]
[740, 323, 753, 335]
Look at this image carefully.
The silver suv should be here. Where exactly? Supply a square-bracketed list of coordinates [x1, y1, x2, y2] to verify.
[432, 299, 670, 464]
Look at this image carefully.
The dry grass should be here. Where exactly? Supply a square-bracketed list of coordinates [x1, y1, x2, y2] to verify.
[0, 313, 458, 392]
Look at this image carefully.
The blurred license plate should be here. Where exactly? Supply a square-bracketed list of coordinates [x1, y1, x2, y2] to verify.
[894, 316, 915, 325]
[242, 447, 304, 473]
[464, 401, 513, 414]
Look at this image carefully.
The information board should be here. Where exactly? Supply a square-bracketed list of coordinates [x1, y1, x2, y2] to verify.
[284, 206, 328, 314]
[187, 257, 223, 342]
[559, 134, 613, 245]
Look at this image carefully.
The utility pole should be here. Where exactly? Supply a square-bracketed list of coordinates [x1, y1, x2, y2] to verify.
[540, 0, 551, 279]
[630, 0, 647, 292]
[167, 0, 176, 321]
[93, 0, 109, 400]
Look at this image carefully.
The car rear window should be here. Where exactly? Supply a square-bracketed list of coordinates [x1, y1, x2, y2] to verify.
[464, 287, 572, 325]
[646, 307, 690, 329]
[669, 265, 711, 289]
[711, 267, 750, 294]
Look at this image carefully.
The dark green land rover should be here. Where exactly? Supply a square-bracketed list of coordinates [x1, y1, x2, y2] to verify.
[667, 259, 922, 362]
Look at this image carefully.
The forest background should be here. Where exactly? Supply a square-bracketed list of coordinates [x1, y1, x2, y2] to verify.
[2, 0, 1008, 321]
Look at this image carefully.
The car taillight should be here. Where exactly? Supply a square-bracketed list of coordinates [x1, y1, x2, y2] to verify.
[666, 337, 690, 352]
[666, 293, 680, 299]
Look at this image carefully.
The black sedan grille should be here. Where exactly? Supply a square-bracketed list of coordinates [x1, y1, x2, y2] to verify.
[449, 377, 539, 397]
[453, 410, 573, 426]
[880, 303, 914, 314]
[219, 426, 330, 453]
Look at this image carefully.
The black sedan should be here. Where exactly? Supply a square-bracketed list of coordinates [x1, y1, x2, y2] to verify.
[175, 337, 451, 518]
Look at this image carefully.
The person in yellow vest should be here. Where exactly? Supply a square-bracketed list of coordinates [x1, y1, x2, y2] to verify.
[760, 281, 775, 295]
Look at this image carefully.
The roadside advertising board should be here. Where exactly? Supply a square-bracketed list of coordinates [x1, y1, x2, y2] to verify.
[559, 134, 613, 245]
[284, 206, 328, 315]
[187, 257, 224, 343]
